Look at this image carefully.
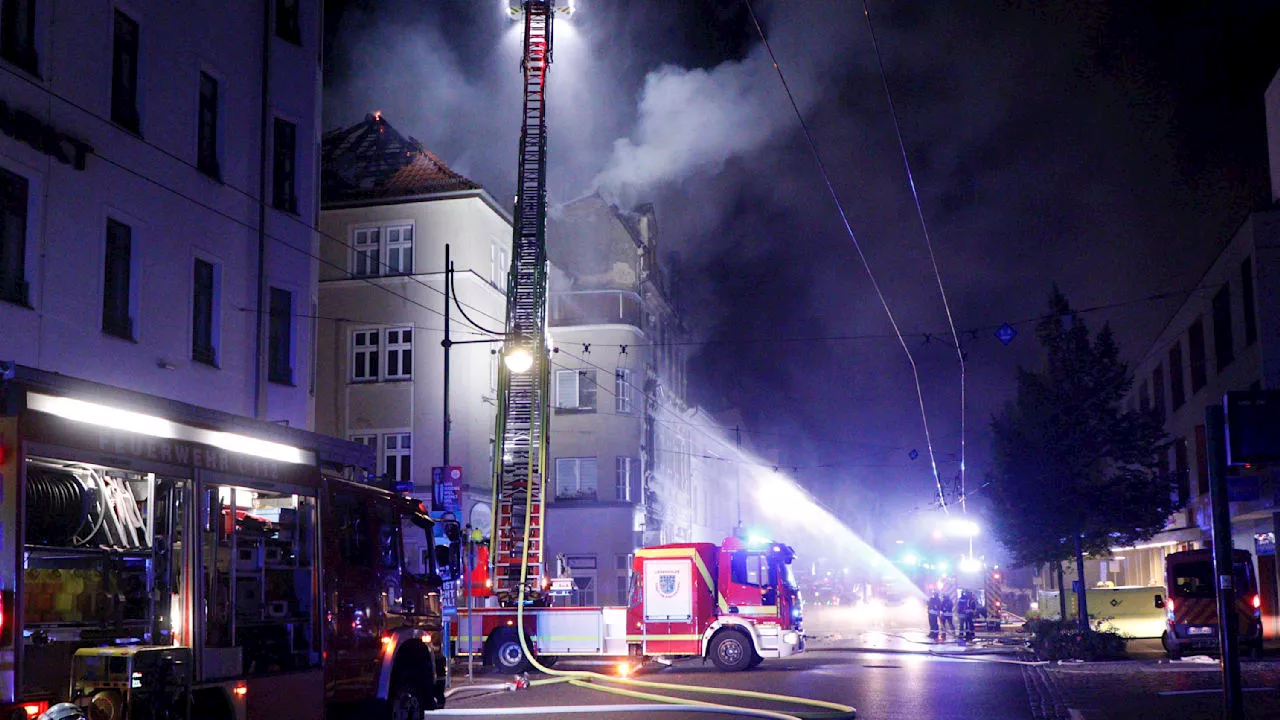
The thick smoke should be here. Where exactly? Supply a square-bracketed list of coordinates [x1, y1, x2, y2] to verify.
[592, 56, 800, 203]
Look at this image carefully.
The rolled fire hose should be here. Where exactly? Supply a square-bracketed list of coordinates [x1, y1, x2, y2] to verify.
[434, 425, 858, 720]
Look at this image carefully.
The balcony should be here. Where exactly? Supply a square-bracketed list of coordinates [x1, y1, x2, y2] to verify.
[549, 290, 642, 328]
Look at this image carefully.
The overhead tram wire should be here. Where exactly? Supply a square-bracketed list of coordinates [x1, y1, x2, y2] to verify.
[0, 61, 508, 330]
[859, 0, 968, 514]
[742, 0, 950, 514]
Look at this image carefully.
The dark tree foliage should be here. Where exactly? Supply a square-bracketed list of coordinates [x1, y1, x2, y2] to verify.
[988, 288, 1170, 568]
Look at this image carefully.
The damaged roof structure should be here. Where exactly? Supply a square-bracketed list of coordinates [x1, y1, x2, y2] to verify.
[322, 113, 482, 206]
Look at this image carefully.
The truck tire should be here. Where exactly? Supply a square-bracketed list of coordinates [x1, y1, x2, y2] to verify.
[709, 630, 754, 672]
[1162, 632, 1182, 661]
[387, 647, 439, 720]
[489, 629, 532, 674]
[746, 650, 764, 669]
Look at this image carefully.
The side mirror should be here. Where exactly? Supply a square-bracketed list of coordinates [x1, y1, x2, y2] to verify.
[1154, 595, 1164, 609]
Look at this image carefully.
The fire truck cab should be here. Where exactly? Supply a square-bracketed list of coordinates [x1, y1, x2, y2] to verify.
[1158, 548, 1263, 660]
[630, 537, 804, 671]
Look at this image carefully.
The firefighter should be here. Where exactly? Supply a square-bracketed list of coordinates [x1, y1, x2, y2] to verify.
[959, 590, 977, 640]
[927, 590, 942, 637]
[940, 591, 955, 635]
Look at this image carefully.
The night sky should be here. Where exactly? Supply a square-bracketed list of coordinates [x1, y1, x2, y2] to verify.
[323, 0, 1280, 544]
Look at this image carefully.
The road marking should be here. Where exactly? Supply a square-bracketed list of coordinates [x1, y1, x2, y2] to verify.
[1156, 687, 1275, 696]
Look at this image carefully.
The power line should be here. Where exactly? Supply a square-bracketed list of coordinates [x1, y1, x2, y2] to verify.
[860, 0, 968, 515]
[0, 60, 508, 329]
[745, 0, 950, 513]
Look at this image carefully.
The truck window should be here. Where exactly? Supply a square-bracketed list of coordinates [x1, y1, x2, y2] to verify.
[331, 491, 369, 566]
[1170, 559, 1251, 599]
[730, 551, 770, 587]
[200, 483, 318, 678]
[371, 502, 400, 570]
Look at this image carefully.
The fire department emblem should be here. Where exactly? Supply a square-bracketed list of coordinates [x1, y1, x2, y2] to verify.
[656, 572, 680, 598]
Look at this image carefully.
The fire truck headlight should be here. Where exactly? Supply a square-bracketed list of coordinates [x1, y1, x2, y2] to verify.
[783, 632, 799, 646]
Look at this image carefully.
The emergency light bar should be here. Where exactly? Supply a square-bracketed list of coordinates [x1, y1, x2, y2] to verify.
[507, 0, 576, 16]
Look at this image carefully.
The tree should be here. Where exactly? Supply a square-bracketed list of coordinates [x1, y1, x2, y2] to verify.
[988, 288, 1170, 628]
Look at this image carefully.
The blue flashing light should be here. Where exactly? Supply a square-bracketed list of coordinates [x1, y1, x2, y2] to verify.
[746, 534, 772, 548]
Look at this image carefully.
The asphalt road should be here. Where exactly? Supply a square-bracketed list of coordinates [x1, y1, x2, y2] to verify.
[438, 650, 1036, 719]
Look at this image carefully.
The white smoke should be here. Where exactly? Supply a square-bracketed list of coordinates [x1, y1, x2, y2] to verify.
[592, 43, 819, 203]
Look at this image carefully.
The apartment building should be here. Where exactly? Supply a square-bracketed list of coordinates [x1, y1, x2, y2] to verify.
[0, 0, 322, 427]
[315, 113, 512, 569]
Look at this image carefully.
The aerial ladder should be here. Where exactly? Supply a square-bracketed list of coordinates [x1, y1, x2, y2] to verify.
[489, 0, 566, 603]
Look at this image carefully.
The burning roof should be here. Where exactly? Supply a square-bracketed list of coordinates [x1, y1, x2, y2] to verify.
[321, 113, 481, 205]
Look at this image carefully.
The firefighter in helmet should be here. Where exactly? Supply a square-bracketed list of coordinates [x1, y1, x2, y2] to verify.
[927, 589, 942, 638]
[940, 591, 955, 636]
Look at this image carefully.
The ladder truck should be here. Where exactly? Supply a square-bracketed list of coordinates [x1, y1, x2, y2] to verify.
[470, 1, 807, 675]
[488, 0, 564, 604]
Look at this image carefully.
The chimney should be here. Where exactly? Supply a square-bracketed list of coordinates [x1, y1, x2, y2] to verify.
[1267, 67, 1280, 203]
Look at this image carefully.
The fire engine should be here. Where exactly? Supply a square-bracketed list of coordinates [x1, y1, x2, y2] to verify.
[0, 364, 461, 720]
[456, 537, 804, 673]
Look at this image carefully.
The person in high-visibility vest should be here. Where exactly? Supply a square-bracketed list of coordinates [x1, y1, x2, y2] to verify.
[927, 590, 942, 637]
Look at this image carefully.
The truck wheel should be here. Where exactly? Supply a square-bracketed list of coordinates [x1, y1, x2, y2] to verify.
[490, 630, 532, 674]
[746, 650, 764, 669]
[1163, 632, 1182, 661]
[709, 630, 754, 672]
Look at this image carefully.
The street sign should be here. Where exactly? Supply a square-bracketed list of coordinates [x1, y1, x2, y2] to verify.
[432, 466, 463, 513]
[995, 323, 1017, 346]
[548, 577, 575, 593]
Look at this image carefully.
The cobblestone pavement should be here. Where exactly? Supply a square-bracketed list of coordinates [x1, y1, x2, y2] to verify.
[1039, 658, 1280, 719]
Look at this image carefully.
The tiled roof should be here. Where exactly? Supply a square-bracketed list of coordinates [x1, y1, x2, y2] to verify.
[321, 113, 481, 205]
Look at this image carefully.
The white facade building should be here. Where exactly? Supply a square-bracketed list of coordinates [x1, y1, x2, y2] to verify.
[316, 114, 511, 569]
[0, 0, 322, 428]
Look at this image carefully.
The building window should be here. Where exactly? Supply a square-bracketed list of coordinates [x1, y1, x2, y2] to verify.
[1173, 437, 1189, 508]
[192, 258, 219, 366]
[1, 0, 39, 76]
[268, 286, 293, 384]
[384, 432, 411, 486]
[350, 327, 411, 382]
[350, 434, 376, 451]
[615, 456, 637, 502]
[1242, 257, 1257, 347]
[1194, 424, 1208, 497]
[349, 223, 414, 277]
[384, 327, 412, 379]
[1188, 319, 1206, 393]
[352, 227, 380, 277]
[1152, 364, 1165, 424]
[1138, 380, 1150, 413]
[385, 225, 413, 275]
[0, 166, 29, 307]
[554, 369, 596, 411]
[272, 118, 297, 213]
[1169, 341, 1185, 411]
[1212, 284, 1233, 372]
[111, 9, 140, 133]
[275, 0, 300, 45]
[491, 243, 509, 290]
[197, 71, 220, 179]
[555, 457, 598, 500]
[101, 219, 133, 340]
[615, 368, 635, 413]
[351, 329, 379, 381]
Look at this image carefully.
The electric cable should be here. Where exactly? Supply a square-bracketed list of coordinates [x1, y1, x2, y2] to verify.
[859, 0, 968, 515]
[450, 263, 506, 336]
[753, 0, 948, 512]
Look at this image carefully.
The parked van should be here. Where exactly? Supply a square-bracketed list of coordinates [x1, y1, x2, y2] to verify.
[1034, 586, 1166, 638]
[1158, 548, 1263, 659]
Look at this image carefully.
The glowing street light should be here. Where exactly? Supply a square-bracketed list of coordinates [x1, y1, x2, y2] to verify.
[959, 556, 982, 574]
[503, 346, 534, 374]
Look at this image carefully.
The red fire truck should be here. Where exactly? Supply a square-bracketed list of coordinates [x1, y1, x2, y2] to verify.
[455, 536, 804, 673]
[0, 365, 459, 720]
